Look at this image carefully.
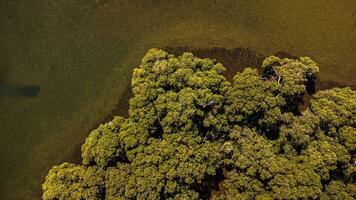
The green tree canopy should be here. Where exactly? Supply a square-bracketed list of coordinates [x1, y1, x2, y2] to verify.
[81, 116, 125, 167]
[42, 163, 105, 200]
[43, 49, 355, 200]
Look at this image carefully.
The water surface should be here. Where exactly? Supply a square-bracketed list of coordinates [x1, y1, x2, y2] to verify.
[0, 1, 355, 199]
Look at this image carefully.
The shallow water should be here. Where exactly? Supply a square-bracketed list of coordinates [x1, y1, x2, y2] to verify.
[0, 0, 355, 199]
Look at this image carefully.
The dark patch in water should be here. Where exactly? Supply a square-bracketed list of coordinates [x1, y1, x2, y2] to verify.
[0, 83, 41, 97]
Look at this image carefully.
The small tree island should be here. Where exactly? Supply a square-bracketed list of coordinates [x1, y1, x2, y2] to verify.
[42, 49, 355, 200]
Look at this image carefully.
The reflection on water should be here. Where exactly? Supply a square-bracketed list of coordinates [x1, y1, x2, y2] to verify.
[0, 0, 355, 199]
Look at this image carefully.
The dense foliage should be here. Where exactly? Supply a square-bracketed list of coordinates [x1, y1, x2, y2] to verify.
[42, 49, 355, 200]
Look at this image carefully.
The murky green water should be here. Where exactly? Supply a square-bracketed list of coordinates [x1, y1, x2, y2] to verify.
[0, 0, 355, 199]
